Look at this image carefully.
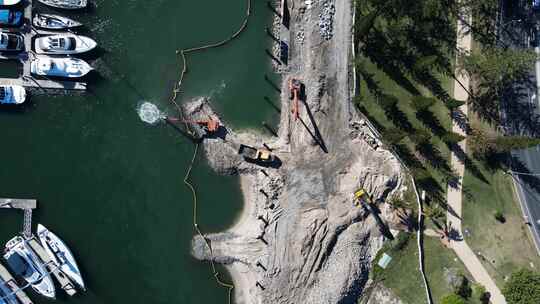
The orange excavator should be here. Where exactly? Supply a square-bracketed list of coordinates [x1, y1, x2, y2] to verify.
[166, 115, 220, 133]
[289, 78, 302, 120]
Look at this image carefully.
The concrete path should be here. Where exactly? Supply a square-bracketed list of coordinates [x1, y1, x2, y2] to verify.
[446, 10, 507, 304]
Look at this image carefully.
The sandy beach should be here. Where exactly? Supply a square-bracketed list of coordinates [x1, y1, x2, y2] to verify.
[229, 175, 256, 235]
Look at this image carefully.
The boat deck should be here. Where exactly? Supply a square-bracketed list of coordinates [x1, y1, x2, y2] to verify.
[0, 264, 33, 304]
[0, 0, 87, 91]
[27, 238, 78, 297]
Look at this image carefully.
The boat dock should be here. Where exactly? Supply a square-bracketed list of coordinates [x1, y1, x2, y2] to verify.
[27, 238, 77, 296]
[0, 198, 36, 239]
[0, 0, 87, 91]
[0, 198, 37, 210]
[0, 264, 33, 304]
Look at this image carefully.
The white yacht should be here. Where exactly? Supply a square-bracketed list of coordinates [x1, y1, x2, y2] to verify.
[4, 236, 55, 299]
[0, 85, 26, 105]
[0, 10, 22, 26]
[0, 266, 18, 304]
[37, 224, 85, 290]
[31, 55, 92, 78]
[37, 0, 87, 10]
[33, 14, 83, 30]
[0, 32, 23, 52]
[0, 0, 22, 6]
[35, 34, 97, 55]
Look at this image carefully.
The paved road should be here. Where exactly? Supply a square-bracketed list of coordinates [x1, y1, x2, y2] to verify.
[446, 9, 507, 304]
[500, 3, 540, 255]
[511, 150, 540, 254]
[510, 42, 540, 255]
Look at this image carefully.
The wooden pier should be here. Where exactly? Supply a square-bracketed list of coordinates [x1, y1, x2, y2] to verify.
[27, 238, 78, 297]
[0, 0, 87, 91]
[0, 264, 33, 304]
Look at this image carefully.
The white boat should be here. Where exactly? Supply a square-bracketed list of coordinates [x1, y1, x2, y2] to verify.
[4, 236, 55, 299]
[0, 280, 16, 304]
[33, 14, 83, 30]
[37, 224, 85, 290]
[31, 55, 92, 78]
[0, 265, 18, 304]
[0, 32, 23, 52]
[0, 85, 26, 104]
[0, 10, 21, 26]
[0, 0, 22, 6]
[35, 34, 96, 55]
[37, 0, 87, 10]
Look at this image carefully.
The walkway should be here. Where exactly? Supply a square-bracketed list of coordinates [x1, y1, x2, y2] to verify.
[446, 8, 506, 304]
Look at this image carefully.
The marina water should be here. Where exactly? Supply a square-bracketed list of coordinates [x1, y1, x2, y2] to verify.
[0, 1, 278, 303]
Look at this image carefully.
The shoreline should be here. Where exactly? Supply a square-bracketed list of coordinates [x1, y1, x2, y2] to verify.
[190, 0, 407, 303]
[228, 175, 256, 235]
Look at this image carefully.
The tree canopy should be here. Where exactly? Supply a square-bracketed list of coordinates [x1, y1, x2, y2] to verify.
[462, 47, 536, 93]
[462, 47, 536, 124]
[440, 294, 466, 304]
[502, 269, 540, 304]
[469, 128, 540, 158]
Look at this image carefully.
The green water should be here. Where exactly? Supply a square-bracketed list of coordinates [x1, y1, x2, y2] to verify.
[0, 0, 278, 303]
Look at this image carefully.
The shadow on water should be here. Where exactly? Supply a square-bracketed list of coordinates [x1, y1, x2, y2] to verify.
[79, 47, 108, 62]
[0, 102, 33, 115]
[264, 74, 281, 93]
[164, 120, 200, 144]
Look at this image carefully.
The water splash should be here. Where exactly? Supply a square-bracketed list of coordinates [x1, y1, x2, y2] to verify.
[209, 81, 227, 100]
[137, 102, 165, 125]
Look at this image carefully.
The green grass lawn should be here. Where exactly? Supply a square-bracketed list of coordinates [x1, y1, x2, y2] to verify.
[369, 233, 480, 304]
[357, 55, 453, 214]
[462, 149, 540, 287]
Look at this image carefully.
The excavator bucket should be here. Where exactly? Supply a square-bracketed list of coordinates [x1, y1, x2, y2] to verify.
[354, 188, 372, 205]
[354, 189, 366, 199]
[206, 117, 219, 132]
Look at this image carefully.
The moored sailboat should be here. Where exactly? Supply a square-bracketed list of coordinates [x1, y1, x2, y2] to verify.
[37, 224, 85, 290]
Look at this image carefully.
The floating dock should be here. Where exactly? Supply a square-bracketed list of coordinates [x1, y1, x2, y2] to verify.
[0, 198, 36, 238]
[27, 238, 78, 297]
[0, 199, 37, 210]
[0, 0, 87, 91]
[0, 264, 33, 304]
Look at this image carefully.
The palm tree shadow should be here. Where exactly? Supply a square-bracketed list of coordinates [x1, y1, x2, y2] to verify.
[449, 142, 489, 184]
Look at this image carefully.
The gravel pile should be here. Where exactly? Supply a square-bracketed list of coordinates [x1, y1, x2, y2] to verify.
[318, 0, 335, 40]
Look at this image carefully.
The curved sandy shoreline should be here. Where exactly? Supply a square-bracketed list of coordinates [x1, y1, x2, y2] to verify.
[223, 175, 260, 303]
[229, 175, 256, 235]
